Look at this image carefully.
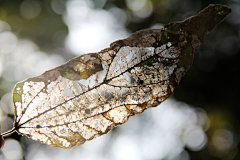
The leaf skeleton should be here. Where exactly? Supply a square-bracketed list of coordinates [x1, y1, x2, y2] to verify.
[0, 4, 231, 149]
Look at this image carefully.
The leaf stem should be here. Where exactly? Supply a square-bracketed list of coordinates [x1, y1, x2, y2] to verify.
[0, 127, 16, 137]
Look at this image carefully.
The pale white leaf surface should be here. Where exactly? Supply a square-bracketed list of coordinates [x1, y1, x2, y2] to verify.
[11, 4, 231, 149]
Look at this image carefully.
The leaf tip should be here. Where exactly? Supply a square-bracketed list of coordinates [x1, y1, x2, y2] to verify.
[214, 4, 232, 16]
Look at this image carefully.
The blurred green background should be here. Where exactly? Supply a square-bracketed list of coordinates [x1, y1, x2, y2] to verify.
[0, 0, 239, 160]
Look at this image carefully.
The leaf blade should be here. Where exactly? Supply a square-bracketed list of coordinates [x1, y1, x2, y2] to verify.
[12, 4, 231, 148]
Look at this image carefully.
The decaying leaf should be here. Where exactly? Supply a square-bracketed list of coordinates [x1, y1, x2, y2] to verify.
[6, 4, 231, 148]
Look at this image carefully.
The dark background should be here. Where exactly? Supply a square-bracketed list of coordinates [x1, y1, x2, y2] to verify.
[0, 0, 239, 159]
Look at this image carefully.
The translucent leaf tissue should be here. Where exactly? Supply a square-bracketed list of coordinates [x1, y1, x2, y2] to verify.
[0, 4, 231, 149]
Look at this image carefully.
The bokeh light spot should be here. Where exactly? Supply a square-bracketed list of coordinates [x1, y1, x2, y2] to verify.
[111, 135, 141, 160]
[0, 20, 11, 32]
[20, 0, 41, 20]
[51, 0, 66, 14]
[184, 126, 207, 151]
[1, 139, 23, 159]
[132, 0, 153, 18]
[126, 0, 146, 11]
[0, 31, 17, 55]
[212, 129, 234, 154]
[64, 0, 128, 55]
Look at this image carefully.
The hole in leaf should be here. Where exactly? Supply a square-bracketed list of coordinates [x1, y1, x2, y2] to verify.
[139, 80, 144, 84]
[85, 109, 91, 114]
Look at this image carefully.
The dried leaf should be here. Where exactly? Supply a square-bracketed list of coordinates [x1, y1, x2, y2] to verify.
[11, 4, 231, 148]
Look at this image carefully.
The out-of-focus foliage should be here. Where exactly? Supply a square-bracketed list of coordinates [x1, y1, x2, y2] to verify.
[0, 0, 239, 160]
[0, 0, 68, 52]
